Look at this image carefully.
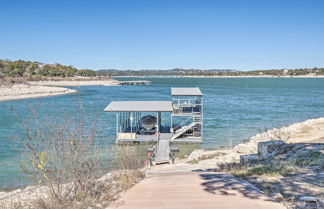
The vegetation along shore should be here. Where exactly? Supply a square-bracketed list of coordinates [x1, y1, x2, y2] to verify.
[2, 59, 324, 80]
[0, 117, 323, 208]
[0, 60, 118, 101]
[1, 59, 324, 101]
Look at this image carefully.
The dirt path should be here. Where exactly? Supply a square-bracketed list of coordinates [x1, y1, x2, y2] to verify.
[108, 164, 286, 209]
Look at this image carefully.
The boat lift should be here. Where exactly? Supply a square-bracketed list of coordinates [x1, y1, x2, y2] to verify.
[104, 87, 203, 164]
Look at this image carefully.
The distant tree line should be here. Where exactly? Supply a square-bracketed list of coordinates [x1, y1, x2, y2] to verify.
[96, 67, 324, 77]
[1, 59, 324, 78]
[0, 59, 96, 78]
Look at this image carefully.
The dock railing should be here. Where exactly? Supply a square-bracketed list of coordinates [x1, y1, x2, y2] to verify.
[173, 100, 201, 114]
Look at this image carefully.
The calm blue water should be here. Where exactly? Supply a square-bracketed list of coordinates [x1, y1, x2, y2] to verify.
[1, 77, 324, 187]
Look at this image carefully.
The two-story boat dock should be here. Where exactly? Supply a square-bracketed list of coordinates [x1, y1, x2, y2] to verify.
[104, 87, 203, 163]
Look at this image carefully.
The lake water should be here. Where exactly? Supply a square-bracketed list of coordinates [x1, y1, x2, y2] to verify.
[1, 77, 324, 187]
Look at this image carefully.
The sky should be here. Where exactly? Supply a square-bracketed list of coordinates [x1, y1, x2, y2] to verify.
[0, 0, 324, 71]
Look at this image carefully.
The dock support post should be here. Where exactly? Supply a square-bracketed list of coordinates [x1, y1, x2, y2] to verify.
[116, 113, 119, 135]
[170, 114, 173, 133]
[121, 112, 123, 132]
[201, 97, 203, 140]
[130, 112, 133, 133]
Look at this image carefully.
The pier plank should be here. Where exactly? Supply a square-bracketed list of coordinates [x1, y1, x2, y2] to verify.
[107, 164, 286, 209]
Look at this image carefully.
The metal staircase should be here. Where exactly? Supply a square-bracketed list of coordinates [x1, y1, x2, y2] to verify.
[171, 115, 202, 140]
[171, 121, 196, 140]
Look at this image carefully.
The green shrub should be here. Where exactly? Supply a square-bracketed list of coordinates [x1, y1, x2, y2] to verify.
[293, 151, 323, 167]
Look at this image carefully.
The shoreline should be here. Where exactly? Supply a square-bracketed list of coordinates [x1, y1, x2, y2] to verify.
[0, 79, 119, 101]
[0, 84, 77, 101]
[0, 117, 323, 207]
[183, 117, 324, 167]
[27, 79, 119, 87]
[113, 75, 324, 78]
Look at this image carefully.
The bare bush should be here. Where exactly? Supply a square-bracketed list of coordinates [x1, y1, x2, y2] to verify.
[116, 146, 144, 171]
[114, 146, 146, 191]
[0, 108, 147, 209]
[16, 110, 106, 208]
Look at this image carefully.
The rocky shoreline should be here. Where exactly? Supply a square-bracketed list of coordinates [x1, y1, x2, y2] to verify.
[182, 117, 324, 209]
[184, 117, 324, 167]
[0, 169, 145, 209]
[0, 79, 118, 101]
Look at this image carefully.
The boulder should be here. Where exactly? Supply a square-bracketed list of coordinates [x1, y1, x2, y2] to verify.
[258, 140, 285, 160]
[240, 154, 259, 166]
[298, 196, 324, 209]
[299, 196, 318, 202]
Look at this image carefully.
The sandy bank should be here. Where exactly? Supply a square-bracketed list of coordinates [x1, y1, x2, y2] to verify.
[28, 79, 119, 87]
[0, 78, 119, 101]
[0, 84, 77, 101]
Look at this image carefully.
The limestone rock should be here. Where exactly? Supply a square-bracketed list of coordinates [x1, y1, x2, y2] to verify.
[299, 196, 318, 202]
[240, 154, 259, 166]
[186, 149, 205, 161]
[258, 140, 285, 160]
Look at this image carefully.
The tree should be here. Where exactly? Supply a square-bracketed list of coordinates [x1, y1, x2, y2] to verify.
[77, 69, 96, 77]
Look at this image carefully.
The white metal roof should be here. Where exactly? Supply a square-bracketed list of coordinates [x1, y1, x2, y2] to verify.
[171, 87, 203, 96]
[104, 101, 173, 112]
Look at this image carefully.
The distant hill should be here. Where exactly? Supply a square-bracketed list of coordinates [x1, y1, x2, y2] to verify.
[96, 68, 324, 77]
[96, 68, 239, 76]
[1, 59, 324, 78]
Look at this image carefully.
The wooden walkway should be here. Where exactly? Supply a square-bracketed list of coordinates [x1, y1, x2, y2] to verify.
[155, 139, 170, 163]
[108, 164, 286, 209]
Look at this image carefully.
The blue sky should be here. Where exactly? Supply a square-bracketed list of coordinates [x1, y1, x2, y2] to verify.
[0, 0, 324, 70]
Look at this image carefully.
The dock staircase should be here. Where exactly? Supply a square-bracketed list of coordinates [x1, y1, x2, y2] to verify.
[171, 115, 201, 140]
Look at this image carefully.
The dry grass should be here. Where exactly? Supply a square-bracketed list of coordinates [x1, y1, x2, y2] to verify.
[218, 148, 324, 204]
[220, 162, 298, 179]
[114, 146, 146, 191]
[187, 152, 226, 164]
[293, 150, 324, 168]
[220, 149, 323, 179]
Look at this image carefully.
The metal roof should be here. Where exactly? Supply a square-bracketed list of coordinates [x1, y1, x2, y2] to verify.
[171, 87, 203, 96]
[104, 101, 173, 112]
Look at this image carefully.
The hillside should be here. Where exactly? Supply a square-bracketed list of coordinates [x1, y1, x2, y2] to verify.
[1, 59, 324, 79]
[97, 68, 324, 77]
[0, 59, 96, 79]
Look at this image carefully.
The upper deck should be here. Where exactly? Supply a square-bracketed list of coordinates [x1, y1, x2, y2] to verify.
[104, 101, 173, 112]
[171, 87, 203, 115]
[171, 87, 203, 96]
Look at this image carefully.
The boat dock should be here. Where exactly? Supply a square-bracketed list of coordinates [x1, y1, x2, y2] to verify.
[104, 87, 203, 164]
[117, 80, 151, 86]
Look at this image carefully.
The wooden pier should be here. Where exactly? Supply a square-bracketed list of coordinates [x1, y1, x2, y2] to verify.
[118, 80, 151, 86]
